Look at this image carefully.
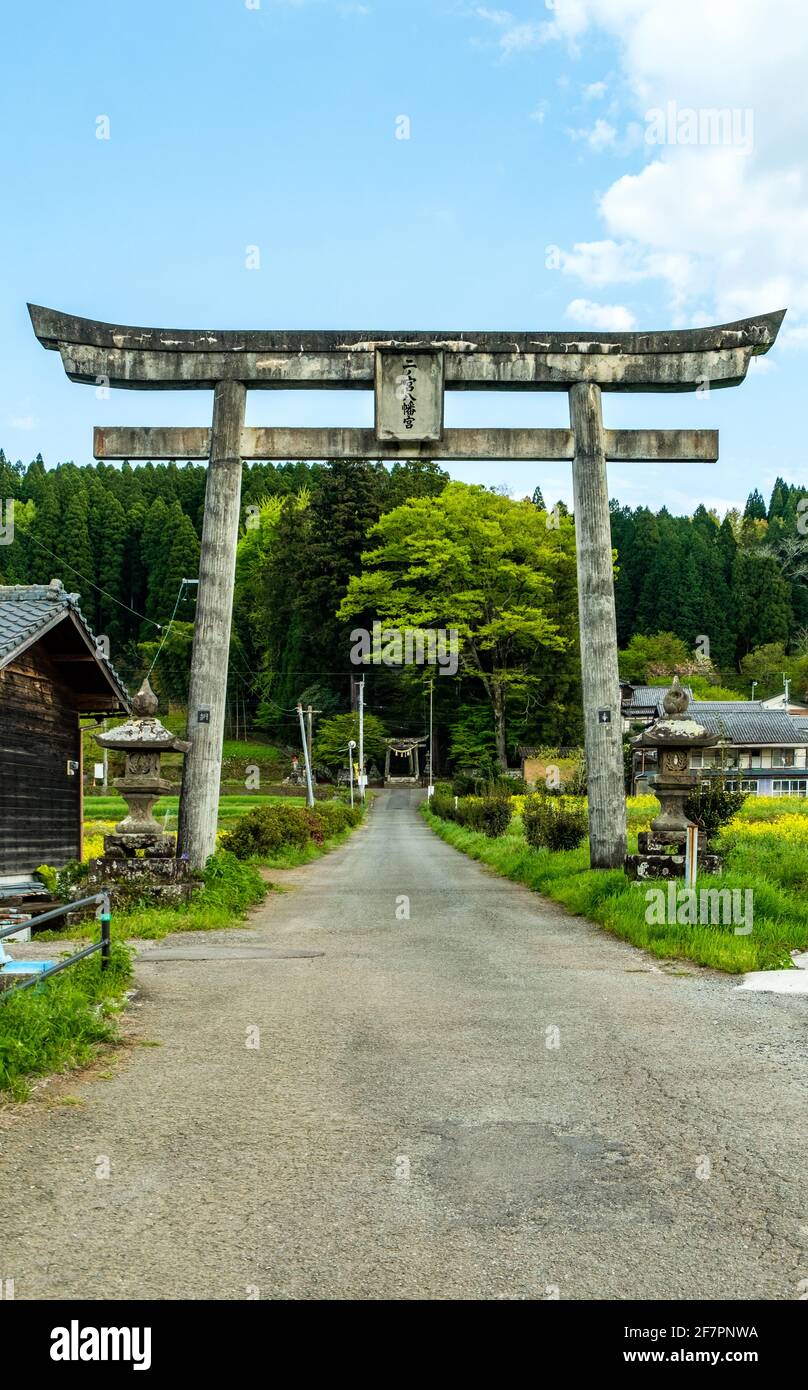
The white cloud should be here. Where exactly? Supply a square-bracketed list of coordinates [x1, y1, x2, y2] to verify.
[565, 298, 637, 330]
[9, 415, 35, 430]
[558, 237, 693, 291]
[567, 117, 617, 151]
[534, 0, 808, 333]
[583, 80, 608, 100]
[474, 5, 512, 22]
[473, 6, 545, 55]
[781, 324, 808, 350]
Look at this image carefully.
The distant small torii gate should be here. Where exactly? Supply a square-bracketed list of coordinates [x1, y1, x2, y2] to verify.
[29, 304, 785, 870]
[384, 737, 428, 784]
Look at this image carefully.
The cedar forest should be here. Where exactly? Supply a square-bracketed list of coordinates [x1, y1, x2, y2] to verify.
[1, 448, 806, 770]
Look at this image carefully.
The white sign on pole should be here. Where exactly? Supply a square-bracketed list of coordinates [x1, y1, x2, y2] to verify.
[685, 824, 699, 887]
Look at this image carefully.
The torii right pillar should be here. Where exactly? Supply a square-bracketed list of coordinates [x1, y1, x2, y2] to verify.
[569, 381, 626, 868]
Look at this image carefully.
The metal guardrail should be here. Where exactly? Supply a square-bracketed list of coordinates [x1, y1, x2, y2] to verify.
[0, 892, 111, 998]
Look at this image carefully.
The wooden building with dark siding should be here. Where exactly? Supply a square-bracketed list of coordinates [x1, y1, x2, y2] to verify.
[0, 580, 129, 877]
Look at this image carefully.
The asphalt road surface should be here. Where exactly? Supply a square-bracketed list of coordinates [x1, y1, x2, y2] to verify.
[1, 789, 805, 1300]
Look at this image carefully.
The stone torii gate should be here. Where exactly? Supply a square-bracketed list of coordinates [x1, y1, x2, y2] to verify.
[384, 737, 428, 784]
[29, 304, 784, 871]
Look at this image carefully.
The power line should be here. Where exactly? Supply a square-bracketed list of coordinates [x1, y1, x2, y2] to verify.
[146, 579, 197, 679]
[25, 530, 164, 630]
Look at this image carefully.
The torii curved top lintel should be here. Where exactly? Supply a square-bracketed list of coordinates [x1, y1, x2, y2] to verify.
[28, 303, 785, 358]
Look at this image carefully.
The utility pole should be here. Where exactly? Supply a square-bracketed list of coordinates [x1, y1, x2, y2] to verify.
[427, 679, 434, 797]
[177, 379, 247, 870]
[101, 719, 108, 794]
[297, 704, 315, 808]
[569, 381, 627, 869]
[784, 675, 791, 709]
[348, 740, 356, 808]
[306, 704, 321, 783]
[358, 679, 365, 803]
[751, 680, 758, 702]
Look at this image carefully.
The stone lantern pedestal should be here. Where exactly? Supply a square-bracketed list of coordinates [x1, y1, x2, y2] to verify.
[625, 677, 723, 880]
[87, 679, 199, 903]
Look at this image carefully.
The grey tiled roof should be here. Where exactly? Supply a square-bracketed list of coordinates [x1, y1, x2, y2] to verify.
[689, 707, 808, 745]
[624, 684, 808, 746]
[622, 684, 694, 713]
[0, 581, 129, 704]
[688, 700, 764, 710]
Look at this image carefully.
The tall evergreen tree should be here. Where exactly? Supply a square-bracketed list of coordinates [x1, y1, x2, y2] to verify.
[140, 497, 171, 626]
[732, 550, 791, 656]
[90, 486, 128, 647]
[744, 488, 767, 521]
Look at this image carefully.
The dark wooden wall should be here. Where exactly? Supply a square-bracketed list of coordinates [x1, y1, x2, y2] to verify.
[0, 646, 81, 873]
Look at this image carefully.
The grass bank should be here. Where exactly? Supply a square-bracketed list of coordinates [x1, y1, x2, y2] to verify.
[0, 943, 133, 1100]
[36, 852, 268, 944]
[421, 800, 808, 974]
[83, 792, 304, 825]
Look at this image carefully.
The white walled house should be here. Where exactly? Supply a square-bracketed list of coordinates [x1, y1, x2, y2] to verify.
[629, 697, 808, 796]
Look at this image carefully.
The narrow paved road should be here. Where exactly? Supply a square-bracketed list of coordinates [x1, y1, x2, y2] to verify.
[1, 790, 805, 1300]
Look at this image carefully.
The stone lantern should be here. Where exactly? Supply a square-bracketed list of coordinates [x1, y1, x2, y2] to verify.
[96, 678, 190, 855]
[625, 677, 723, 879]
[88, 679, 197, 901]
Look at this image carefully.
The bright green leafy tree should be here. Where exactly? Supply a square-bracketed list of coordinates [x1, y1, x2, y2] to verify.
[339, 482, 578, 769]
[312, 711, 387, 771]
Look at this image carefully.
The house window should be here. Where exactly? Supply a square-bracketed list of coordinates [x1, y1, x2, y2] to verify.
[695, 748, 738, 770]
[726, 779, 759, 794]
[772, 779, 808, 797]
[772, 749, 796, 769]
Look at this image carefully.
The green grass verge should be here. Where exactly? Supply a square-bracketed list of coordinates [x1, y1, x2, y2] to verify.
[37, 852, 268, 943]
[421, 806, 808, 974]
[83, 794, 304, 825]
[83, 722, 287, 779]
[0, 943, 133, 1100]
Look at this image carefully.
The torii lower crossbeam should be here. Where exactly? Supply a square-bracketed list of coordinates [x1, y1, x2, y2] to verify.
[94, 425, 718, 464]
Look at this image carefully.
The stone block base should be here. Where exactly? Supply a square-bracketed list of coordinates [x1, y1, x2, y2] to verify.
[637, 829, 710, 854]
[103, 832, 175, 858]
[85, 857, 200, 905]
[625, 852, 723, 880]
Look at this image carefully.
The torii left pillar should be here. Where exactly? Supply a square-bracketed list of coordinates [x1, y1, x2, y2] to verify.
[177, 380, 246, 869]
[569, 382, 627, 868]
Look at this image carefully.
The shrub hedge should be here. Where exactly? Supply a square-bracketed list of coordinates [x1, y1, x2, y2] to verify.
[431, 792, 513, 838]
[481, 798, 513, 838]
[522, 794, 588, 851]
[684, 779, 748, 845]
[220, 800, 363, 860]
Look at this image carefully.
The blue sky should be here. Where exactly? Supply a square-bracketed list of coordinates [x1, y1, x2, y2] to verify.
[1, 0, 805, 513]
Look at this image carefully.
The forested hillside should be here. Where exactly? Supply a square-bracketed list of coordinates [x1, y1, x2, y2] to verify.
[1, 448, 806, 765]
